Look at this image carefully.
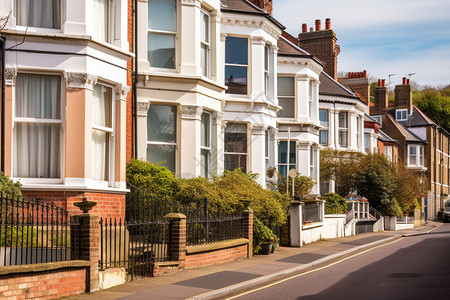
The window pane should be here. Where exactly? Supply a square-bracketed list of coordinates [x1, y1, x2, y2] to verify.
[148, 33, 175, 69]
[225, 66, 247, 94]
[147, 144, 176, 172]
[201, 112, 210, 147]
[279, 165, 287, 178]
[93, 85, 112, 128]
[278, 141, 287, 164]
[93, 0, 108, 42]
[201, 44, 208, 77]
[15, 0, 61, 29]
[225, 37, 248, 64]
[339, 131, 348, 147]
[16, 74, 61, 119]
[201, 12, 209, 43]
[224, 132, 247, 153]
[289, 141, 296, 164]
[319, 130, 328, 145]
[14, 123, 60, 178]
[225, 154, 246, 173]
[92, 129, 109, 181]
[278, 98, 295, 118]
[147, 105, 177, 142]
[319, 109, 328, 126]
[148, 0, 176, 32]
[264, 46, 269, 71]
[339, 112, 347, 128]
[277, 77, 294, 97]
[201, 149, 209, 178]
[409, 146, 416, 165]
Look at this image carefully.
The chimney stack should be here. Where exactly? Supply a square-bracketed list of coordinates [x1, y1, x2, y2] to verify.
[341, 70, 370, 101]
[372, 78, 389, 115]
[298, 18, 340, 80]
[315, 19, 321, 31]
[395, 77, 412, 112]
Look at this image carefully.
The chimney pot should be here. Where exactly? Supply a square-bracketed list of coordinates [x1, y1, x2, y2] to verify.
[382, 79, 386, 87]
[302, 23, 307, 33]
[310, 27, 314, 32]
[402, 77, 406, 85]
[363, 70, 367, 78]
[378, 79, 381, 87]
[315, 19, 321, 31]
[325, 18, 331, 30]
[407, 79, 410, 85]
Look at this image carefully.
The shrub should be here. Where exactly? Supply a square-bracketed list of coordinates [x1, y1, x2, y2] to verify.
[0, 226, 37, 247]
[323, 193, 347, 214]
[0, 172, 22, 198]
[277, 172, 315, 199]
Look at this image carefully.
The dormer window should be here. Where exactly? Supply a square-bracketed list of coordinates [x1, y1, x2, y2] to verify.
[396, 109, 408, 121]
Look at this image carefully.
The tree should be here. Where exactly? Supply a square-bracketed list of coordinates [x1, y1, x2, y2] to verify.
[355, 154, 399, 216]
[394, 163, 426, 214]
[413, 89, 450, 132]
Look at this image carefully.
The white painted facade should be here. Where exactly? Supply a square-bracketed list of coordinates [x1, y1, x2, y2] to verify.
[0, 0, 131, 193]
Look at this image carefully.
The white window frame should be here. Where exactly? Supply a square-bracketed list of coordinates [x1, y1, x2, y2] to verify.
[384, 145, 393, 162]
[224, 36, 249, 95]
[147, 0, 178, 70]
[338, 111, 348, 148]
[92, 83, 116, 187]
[364, 133, 369, 154]
[14, 0, 62, 32]
[319, 109, 328, 146]
[92, 0, 115, 43]
[224, 123, 248, 172]
[357, 116, 361, 148]
[12, 72, 64, 184]
[408, 144, 424, 167]
[278, 140, 297, 179]
[200, 9, 211, 78]
[396, 109, 408, 121]
[310, 147, 315, 177]
[200, 112, 211, 178]
[309, 80, 313, 119]
[277, 76, 295, 118]
[264, 45, 269, 95]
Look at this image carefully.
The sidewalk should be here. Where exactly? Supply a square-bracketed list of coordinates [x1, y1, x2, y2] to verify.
[66, 221, 441, 300]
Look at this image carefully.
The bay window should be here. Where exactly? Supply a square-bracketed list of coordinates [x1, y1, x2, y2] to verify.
[147, 105, 177, 172]
[408, 144, 424, 167]
[319, 109, 328, 145]
[224, 123, 247, 172]
[338, 112, 348, 147]
[200, 112, 211, 177]
[92, 84, 114, 182]
[14, 74, 62, 179]
[225, 37, 248, 94]
[264, 46, 269, 95]
[148, 0, 177, 69]
[277, 76, 295, 118]
[200, 11, 211, 77]
[278, 141, 296, 178]
[15, 0, 61, 29]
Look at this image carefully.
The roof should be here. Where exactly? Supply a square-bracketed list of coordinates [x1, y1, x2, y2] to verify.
[406, 105, 436, 127]
[277, 35, 325, 66]
[221, 0, 285, 30]
[378, 129, 398, 144]
[319, 72, 362, 101]
[364, 113, 379, 124]
[385, 113, 425, 144]
[354, 91, 374, 106]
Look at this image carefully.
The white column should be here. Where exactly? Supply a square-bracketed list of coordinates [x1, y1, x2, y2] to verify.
[137, 0, 150, 71]
[180, 0, 200, 75]
[349, 111, 357, 151]
[136, 102, 151, 160]
[212, 111, 225, 175]
[296, 75, 310, 123]
[297, 142, 311, 176]
[250, 36, 265, 98]
[333, 110, 339, 149]
[63, 0, 87, 34]
[210, 11, 222, 82]
[269, 45, 278, 104]
[251, 124, 267, 187]
[180, 105, 203, 178]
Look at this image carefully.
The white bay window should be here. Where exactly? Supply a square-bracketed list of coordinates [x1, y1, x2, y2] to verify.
[92, 0, 111, 42]
[408, 144, 424, 167]
[14, 74, 62, 179]
[277, 76, 295, 118]
[200, 112, 211, 177]
[15, 0, 61, 29]
[200, 11, 211, 77]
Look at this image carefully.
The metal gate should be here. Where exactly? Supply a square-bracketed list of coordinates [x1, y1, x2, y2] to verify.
[99, 183, 176, 280]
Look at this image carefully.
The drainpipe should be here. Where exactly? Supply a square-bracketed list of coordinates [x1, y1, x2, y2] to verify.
[440, 128, 444, 209]
[133, 0, 138, 158]
[433, 126, 437, 218]
[0, 36, 5, 173]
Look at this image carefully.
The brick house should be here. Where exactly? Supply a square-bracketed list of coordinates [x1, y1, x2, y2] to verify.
[371, 77, 450, 220]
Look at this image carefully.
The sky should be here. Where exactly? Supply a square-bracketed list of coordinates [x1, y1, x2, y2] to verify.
[273, 0, 450, 88]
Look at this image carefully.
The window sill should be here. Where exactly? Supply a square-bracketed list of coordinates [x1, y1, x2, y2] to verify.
[19, 182, 129, 194]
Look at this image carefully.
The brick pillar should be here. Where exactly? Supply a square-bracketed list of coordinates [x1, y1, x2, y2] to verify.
[164, 213, 187, 267]
[71, 214, 100, 293]
[242, 208, 253, 257]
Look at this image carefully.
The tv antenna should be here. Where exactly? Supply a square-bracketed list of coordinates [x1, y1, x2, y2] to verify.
[387, 74, 395, 86]
[408, 73, 415, 79]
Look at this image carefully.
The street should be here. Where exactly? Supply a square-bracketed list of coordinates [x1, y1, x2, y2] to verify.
[228, 223, 450, 300]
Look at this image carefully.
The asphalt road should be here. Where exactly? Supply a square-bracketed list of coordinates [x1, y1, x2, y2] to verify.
[228, 223, 450, 300]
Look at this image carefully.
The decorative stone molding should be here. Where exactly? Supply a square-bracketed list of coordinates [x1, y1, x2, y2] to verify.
[250, 36, 266, 45]
[297, 141, 313, 150]
[269, 127, 278, 139]
[115, 84, 131, 101]
[251, 124, 267, 135]
[64, 72, 98, 90]
[211, 11, 222, 23]
[181, 0, 198, 5]
[221, 17, 282, 39]
[220, 33, 228, 42]
[137, 102, 150, 117]
[212, 111, 223, 125]
[181, 105, 203, 120]
[221, 120, 228, 133]
[5, 67, 17, 86]
[297, 74, 311, 81]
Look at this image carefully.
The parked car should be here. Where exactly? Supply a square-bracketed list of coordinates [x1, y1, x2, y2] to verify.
[444, 200, 450, 222]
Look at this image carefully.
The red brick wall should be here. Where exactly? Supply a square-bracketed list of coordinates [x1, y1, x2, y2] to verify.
[126, 0, 134, 161]
[184, 245, 248, 269]
[0, 268, 87, 299]
[21, 191, 126, 219]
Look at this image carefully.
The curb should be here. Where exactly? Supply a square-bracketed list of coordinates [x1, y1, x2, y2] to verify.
[186, 236, 395, 300]
[401, 224, 441, 237]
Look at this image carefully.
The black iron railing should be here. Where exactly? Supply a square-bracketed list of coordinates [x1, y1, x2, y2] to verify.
[302, 201, 323, 223]
[185, 198, 243, 246]
[0, 194, 72, 266]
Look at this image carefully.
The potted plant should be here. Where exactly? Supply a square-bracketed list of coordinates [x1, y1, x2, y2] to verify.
[266, 166, 276, 179]
[253, 217, 278, 255]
